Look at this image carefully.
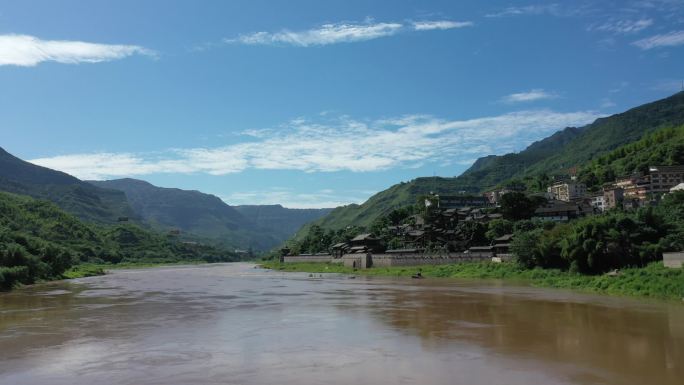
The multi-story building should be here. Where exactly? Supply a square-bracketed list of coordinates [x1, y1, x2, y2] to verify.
[547, 182, 587, 202]
[603, 187, 624, 210]
[614, 173, 650, 201]
[649, 165, 684, 195]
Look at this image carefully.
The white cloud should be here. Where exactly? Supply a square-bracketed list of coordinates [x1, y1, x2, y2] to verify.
[485, 4, 567, 18]
[226, 22, 403, 47]
[412, 20, 473, 31]
[502, 89, 558, 103]
[225, 19, 472, 47]
[30, 109, 603, 181]
[0, 34, 155, 67]
[222, 188, 366, 209]
[633, 30, 684, 49]
[589, 19, 653, 34]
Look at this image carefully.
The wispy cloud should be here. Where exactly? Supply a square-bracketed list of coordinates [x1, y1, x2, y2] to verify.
[589, 18, 653, 34]
[502, 89, 558, 103]
[412, 20, 473, 31]
[609, 81, 630, 93]
[226, 22, 403, 46]
[650, 78, 684, 92]
[225, 19, 471, 47]
[30, 109, 602, 180]
[222, 188, 367, 209]
[633, 30, 684, 49]
[600, 98, 617, 109]
[0, 34, 155, 67]
[485, 4, 569, 18]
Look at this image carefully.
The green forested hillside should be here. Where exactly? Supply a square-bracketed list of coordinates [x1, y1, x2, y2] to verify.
[0, 147, 136, 223]
[295, 92, 684, 239]
[577, 125, 684, 191]
[0, 147, 329, 252]
[0, 191, 237, 290]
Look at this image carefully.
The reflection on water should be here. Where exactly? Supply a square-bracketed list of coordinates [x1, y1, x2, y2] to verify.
[0, 263, 682, 385]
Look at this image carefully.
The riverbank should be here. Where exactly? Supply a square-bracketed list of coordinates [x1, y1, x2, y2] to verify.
[261, 261, 684, 301]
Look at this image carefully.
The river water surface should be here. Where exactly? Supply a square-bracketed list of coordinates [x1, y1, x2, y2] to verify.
[0, 263, 682, 385]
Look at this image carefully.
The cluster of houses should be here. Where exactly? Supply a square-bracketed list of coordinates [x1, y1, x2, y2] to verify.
[598, 165, 684, 210]
[485, 165, 684, 217]
[325, 196, 504, 257]
[284, 194, 516, 265]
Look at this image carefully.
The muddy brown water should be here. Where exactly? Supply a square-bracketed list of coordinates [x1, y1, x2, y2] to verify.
[0, 263, 682, 385]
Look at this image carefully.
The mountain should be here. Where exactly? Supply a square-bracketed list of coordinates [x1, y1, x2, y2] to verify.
[233, 205, 332, 242]
[512, 91, 684, 178]
[0, 147, 328, 251]
[89, 178, 281, 250]
[0, 147, 136, 223]
[296, 92, 684, 236]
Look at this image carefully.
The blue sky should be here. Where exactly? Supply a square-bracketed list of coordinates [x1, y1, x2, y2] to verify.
[1, 0, 683, 208]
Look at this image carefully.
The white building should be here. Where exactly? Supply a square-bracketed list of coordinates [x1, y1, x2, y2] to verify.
[547, 182, 587, 202]
[670, 182, 684, 193]
[590, 194, 605, 212]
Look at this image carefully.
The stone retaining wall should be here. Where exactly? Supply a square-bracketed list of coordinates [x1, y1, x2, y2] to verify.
[283, 255, 333, 263]
[663, 252, 684, 268]
[370, 252, 493, 267]
[340, 251, 499, 268]
[286, 251, 515, 268]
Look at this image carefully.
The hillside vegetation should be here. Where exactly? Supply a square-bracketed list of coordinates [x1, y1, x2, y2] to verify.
[577, 125, 684, 191]
[0, 151, 330, 252]
[0, 191, 237, 290]
[0, 147, 136, 224]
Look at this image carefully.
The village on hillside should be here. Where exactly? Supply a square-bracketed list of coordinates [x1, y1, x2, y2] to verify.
[282, 165, 684, 269]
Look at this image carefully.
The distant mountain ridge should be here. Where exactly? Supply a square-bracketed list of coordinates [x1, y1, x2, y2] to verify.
[0, 148, 331, 251]
[294, 92, 684, 237]
[89, 178, 275, 250]
[90, 179, 331, 250]
[0, 147, 136, 224]
[234, 204, 333, 242]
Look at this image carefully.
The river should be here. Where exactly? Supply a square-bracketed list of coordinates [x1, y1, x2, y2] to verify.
[0, 263, 682, 385]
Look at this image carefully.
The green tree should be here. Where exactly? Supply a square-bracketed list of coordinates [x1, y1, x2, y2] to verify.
[485, 219, 514, 241]
[500, 192, 544, 221]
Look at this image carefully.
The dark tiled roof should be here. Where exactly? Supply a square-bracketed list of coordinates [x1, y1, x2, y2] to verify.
[495, 234, 514, 242]
[386, 248, 423, 254]
[469, 246, 493, 251]
[351, 233, 376, 241]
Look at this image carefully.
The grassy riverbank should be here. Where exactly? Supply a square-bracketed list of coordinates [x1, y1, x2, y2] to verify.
[261, 261, 684, 301]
